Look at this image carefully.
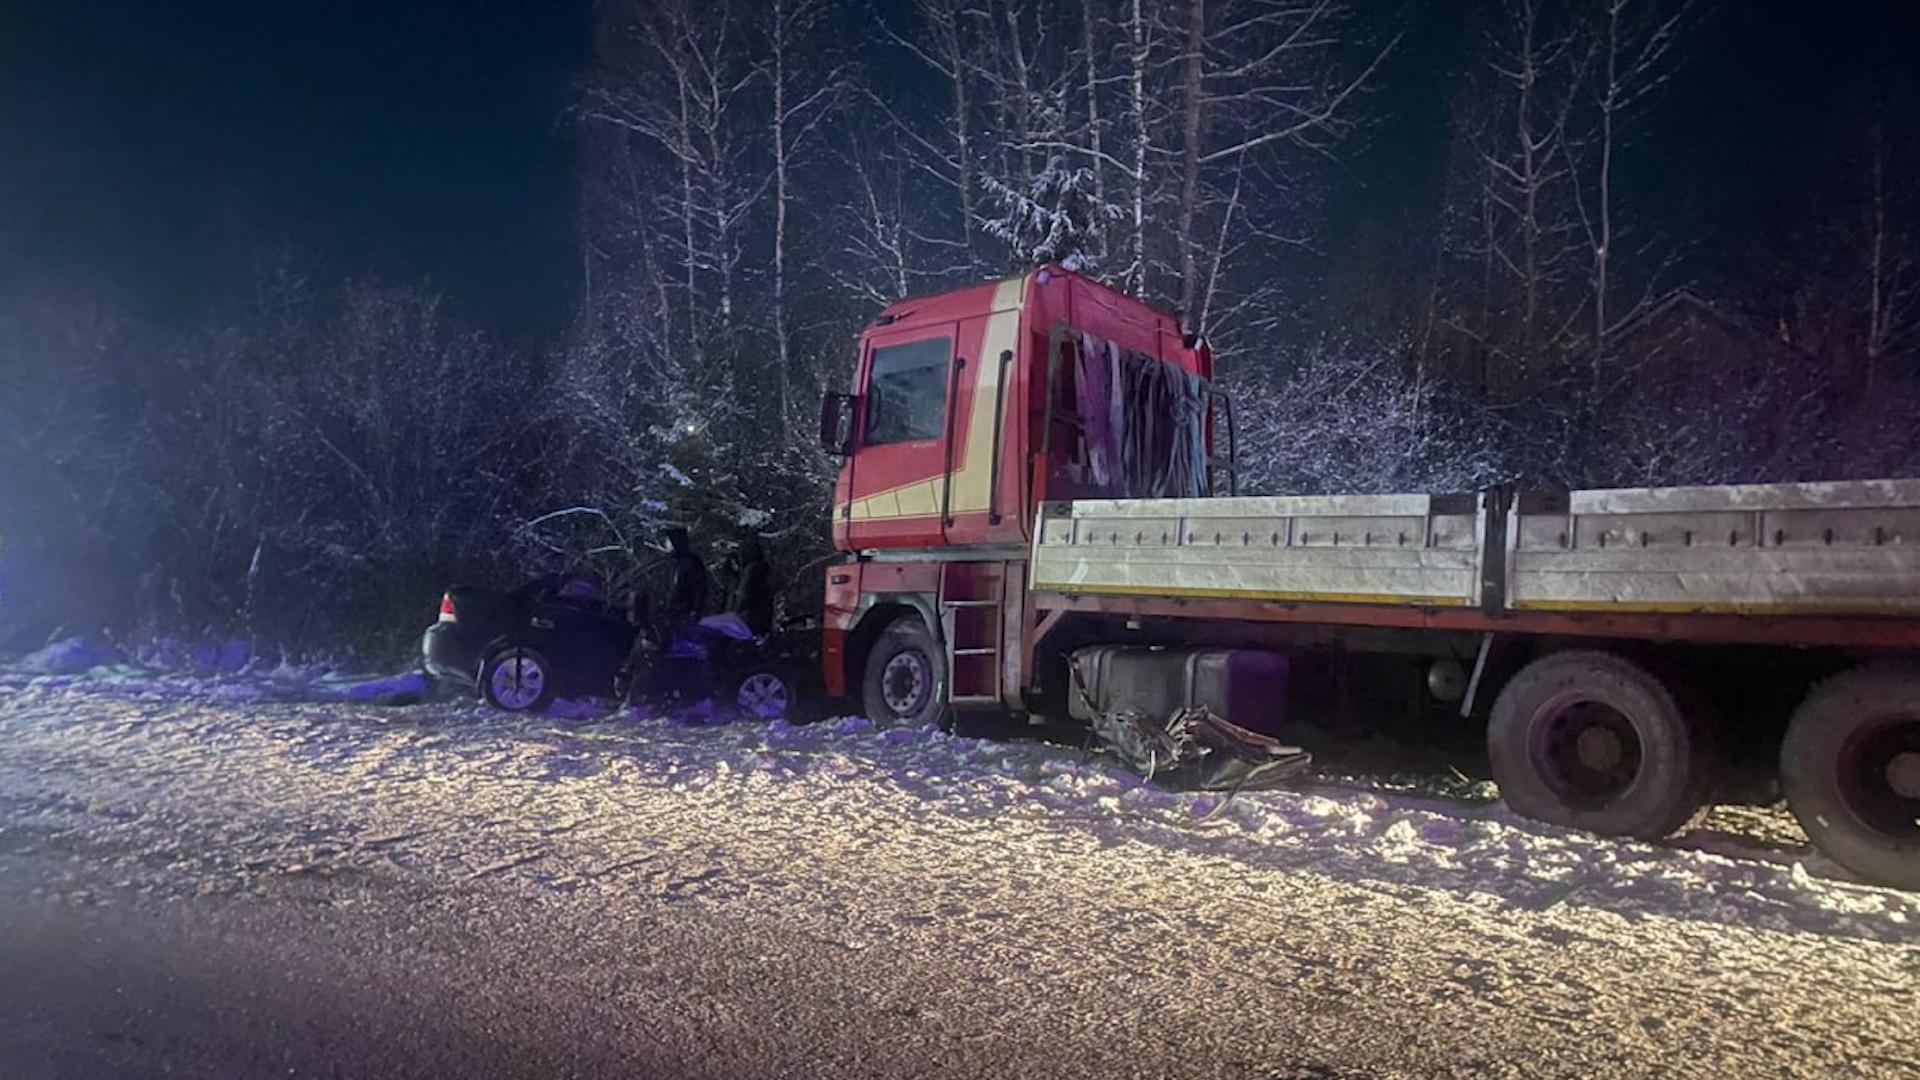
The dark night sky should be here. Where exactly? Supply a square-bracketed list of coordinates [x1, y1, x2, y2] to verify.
[0, 0, 589, 335]
[1335, 0, 1920, 277]
[0, 1, 1913, 336]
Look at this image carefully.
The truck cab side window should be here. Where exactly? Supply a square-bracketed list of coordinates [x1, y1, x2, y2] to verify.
[865, 336, 951, 445]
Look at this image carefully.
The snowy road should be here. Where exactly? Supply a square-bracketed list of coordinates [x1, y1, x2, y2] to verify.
[1, 669, 1917, 1078]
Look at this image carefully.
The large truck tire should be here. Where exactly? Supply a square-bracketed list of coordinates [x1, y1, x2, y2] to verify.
[1781, 664, 1920, 891]
[860, 615, 949, 728]
[1489, 650, 1716, 839]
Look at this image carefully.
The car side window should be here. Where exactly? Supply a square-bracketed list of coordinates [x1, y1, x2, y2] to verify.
[865, 336, 951, 445]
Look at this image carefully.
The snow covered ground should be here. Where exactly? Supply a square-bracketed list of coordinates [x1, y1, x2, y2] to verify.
[1, 649, 1917, 1076]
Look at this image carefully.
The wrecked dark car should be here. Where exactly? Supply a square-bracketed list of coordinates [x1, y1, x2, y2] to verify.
[421, 575, 813, 720]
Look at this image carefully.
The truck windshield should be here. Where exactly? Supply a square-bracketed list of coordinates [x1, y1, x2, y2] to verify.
[865, 336, 951, 445]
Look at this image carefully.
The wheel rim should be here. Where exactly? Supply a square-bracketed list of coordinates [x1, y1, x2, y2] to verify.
[1531, 695, 1644, 807]
[1836, 716, 1920, 840]
[736, 672, 791, 721]
[879, 648, 932, 718]
[490, 650, 547, 710]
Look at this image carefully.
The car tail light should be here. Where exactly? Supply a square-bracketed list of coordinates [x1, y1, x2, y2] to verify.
[438, 593, 457, 623]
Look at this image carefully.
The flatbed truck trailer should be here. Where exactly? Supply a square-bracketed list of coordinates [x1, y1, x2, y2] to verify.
[817, 266, 1920, 889]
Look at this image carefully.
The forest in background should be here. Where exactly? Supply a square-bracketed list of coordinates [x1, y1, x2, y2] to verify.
[2, 0, 1917, 656]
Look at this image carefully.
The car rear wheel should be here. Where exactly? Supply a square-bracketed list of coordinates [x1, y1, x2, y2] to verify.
[481, 646, 556, 713]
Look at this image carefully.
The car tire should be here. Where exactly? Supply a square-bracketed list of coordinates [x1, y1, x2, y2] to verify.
[860, 616, 948, 728]
[1781, 664, 1920, 890]
[481, 645, 557, 713]
[1488, 650, 1716, 839]
[730, 667, 799, 722]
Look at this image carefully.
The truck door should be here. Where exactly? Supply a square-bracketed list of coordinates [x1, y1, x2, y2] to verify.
[844, 323, 959, 549]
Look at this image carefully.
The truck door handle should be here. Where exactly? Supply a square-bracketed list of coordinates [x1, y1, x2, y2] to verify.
[988, 348, 1012, 525]
[941, 355, 966, 526]
[530, 617, 555, 630]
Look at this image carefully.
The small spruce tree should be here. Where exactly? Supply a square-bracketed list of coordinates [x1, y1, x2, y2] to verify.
[980, 156, 1123, 273]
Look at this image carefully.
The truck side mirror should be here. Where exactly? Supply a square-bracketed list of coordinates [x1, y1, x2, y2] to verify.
[819, 393, 857, 455]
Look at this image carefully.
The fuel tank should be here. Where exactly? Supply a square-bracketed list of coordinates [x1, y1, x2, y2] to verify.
[1066, 646, 1290, 737]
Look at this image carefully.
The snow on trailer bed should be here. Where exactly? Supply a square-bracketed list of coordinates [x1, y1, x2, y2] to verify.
[1, 662, 1917, 1076]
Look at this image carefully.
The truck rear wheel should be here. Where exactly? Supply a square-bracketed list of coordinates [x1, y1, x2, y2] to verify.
[1781, 665, 1920, 890]
[861, 616, 949, 728]
[1488, 651, 1715, 839]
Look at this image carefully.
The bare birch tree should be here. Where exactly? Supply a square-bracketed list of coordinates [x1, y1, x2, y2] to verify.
[583, 0, 763, 345]
[874, 0, 987, 263]
[1861, 119, 1920, 387]
[764, 0, 848, 430]
[1121, 0, 1162, 295]
[1572, 0, 1695, 390]
[1167, 0, 1398, 338]
[1459, 0, 1589, 389]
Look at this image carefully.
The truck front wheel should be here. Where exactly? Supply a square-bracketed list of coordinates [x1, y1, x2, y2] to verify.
[860, 616, 949, 728]
[1489, 650, 1716, 839]
[1781, 665, 1920, 890]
